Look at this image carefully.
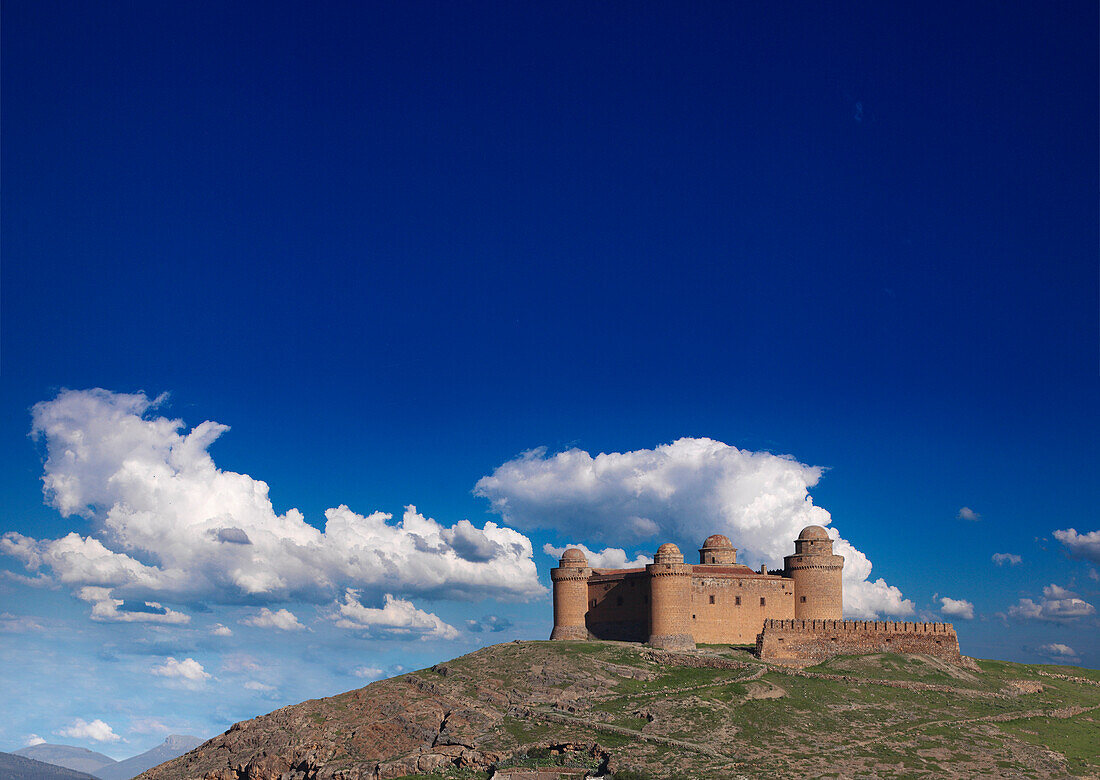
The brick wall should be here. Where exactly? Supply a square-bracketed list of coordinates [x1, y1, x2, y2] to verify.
[586, 571, 649, 642]
[689, 575, 795, 644]
[756, 619, 962, 663]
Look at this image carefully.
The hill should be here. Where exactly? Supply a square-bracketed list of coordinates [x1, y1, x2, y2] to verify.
[97, 736, 204, 780]
[138, 640, 1100, 779]
[13, 744, 117, 776]
[0, 751, 102, 780]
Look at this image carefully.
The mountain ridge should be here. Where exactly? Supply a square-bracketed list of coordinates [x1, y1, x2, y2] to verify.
[0, 751, 102, 780]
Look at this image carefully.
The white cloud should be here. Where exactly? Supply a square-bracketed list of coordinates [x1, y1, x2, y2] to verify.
[56, 718, 120, 743]
[1038, 643, 1079, 660]
[210, 623, 233, 637]
[956, 507, 981, 521]
[992, 553, 1022, 566]
[331, 589, 459, 640]
[2, 389, 544, 618]
[939, 596, 975, 620]
[151, 657, 211, 687]
[0, 613, 46, 632]
[1053, 528, 1100, 564]
[242, 608, 305, 631]
[543, 543, 651, 569]
[1043, 584, 1078, 600]
[466, 614, 513, 633]
[244, 680, 275, 691]
[476, 439, 913, 618]
[128, 719, 169, 735]
[1009, 585, 1096, 621]
[352, 666, 385, 679]
[24, 734, 46, 746]
[75, 586, 190, 624]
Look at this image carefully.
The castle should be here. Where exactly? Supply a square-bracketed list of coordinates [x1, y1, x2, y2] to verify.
[551, 526, 962, 663]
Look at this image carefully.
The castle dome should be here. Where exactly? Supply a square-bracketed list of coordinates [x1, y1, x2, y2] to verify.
[653, 542, 684, 564]
[701, 534, 734, 549]
[798, 525, 831, 541]
[559, 548, 587, 565]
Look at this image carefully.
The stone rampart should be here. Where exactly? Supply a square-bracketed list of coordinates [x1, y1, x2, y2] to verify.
[755, 618, 962, 663]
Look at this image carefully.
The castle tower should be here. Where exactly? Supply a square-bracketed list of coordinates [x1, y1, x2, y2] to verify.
[550, 548, 591, 640]
[699, 534, 737, 565]
[784, 525, 844, 619]
[646, 542, 695, 651]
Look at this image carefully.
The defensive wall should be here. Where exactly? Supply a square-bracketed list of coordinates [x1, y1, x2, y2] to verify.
[755, 618, 962, 663]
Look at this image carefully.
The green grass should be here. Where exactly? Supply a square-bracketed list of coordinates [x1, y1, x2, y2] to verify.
[996, 712, 1100, 776]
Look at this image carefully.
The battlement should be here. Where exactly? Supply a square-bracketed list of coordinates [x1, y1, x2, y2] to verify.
[762, 619, 956, 634]
[757, 618, 962, 664]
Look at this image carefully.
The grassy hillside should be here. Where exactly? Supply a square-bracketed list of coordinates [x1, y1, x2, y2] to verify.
[142, 640, 1100, 780]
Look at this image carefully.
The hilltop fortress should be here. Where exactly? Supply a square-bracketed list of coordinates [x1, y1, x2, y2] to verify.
[551, 527, 962, 663]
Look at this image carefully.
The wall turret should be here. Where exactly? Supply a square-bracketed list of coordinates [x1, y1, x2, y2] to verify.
[645, 543, 695, 651]
[550, 548, 591, 640]
[784, 525, 844, 619]
[698, 534, 737, 565]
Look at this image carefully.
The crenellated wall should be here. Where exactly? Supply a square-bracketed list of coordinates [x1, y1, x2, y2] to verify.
[756, 619, 962, 663]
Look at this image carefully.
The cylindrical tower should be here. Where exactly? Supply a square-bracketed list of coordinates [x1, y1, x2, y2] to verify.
[550, 548, 591, 640]
[698, 534, 738, 565]
[784, 525, 844, 619]
[646, 543, 695, 651]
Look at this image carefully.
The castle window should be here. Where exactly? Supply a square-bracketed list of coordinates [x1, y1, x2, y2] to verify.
[760, 597, 766, 606]
[692, 614, 696, 620]
[800, 596, 806, 603]
[735, 596, 741, 606]
[709, 595, 715, 604]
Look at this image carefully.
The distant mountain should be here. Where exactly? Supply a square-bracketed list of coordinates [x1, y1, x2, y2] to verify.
[96, 736, 203, 780]
[0, 751, 101, 780]
[12, 744, 116, 776]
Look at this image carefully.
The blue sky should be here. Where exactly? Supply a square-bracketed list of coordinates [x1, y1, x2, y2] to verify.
[2, 0, 1097, 759]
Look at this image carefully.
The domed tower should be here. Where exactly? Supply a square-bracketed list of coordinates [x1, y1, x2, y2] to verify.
[645, 542, 695, 650]
[550, 548, 591, 640]
[784, 526, 844, 619]
[699, 534, 737, 565]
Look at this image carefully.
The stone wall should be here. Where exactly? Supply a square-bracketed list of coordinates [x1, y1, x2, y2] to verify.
[689, 575, 794, 644]
[756, 619, 961, 663]
[587, 571, 648, 642]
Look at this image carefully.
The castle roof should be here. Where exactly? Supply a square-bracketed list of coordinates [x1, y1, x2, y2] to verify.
[559, 548, 587, 563]
[798, 525, 831, 541]
[701, 534, 734, 549]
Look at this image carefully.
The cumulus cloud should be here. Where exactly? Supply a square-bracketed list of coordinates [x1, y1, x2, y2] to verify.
[24, 735, 46, 746]
[543, 543, 652, 569]
[1, 389, 544, 619]
[956, 507, 981, 521]
[1039, 643, 1079, 660]
[352, 666, 385, 679]
[75, 586, 190, 624]
[151, 657, 211, 687]
[331, 589, 459, 640]
[476, 439, 913, 618]
[992, 553, 1022, 566]
[57, 718, 120, 743]
[939, 596, 975, 620]
[1009, 585, 1096, 621]
[466, 614, 513, 633]
[242, 608, 305, 631]
[211, 623, 233, 637]
[1053, 528, 1100, 564]
[244, 680, 275, 692]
